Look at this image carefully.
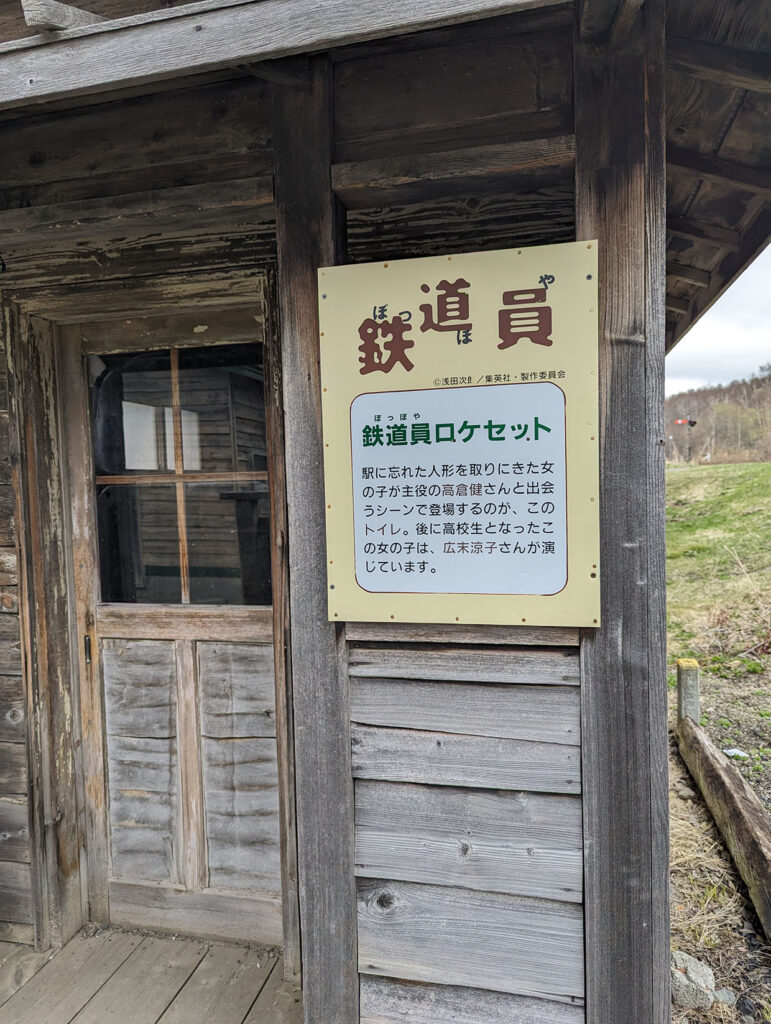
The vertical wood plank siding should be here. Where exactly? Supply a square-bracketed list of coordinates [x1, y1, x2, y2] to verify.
[273, 58, 358, 1024]
[575, 1, 670, 1021]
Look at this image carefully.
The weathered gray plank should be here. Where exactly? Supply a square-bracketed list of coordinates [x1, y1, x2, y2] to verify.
[102, 639, 177, 883]
[108, 881, 283, 946]
[0, 930, 143, 1022]
[355, 781, 582, 901]
[351, 726, 580, 793]
[0, 0, 567, 111]
[351, 680, 579, 746]
[358, 879, 584, 1003]
[345, 622, 579, 646]
[575, 3, 670, 1022]
[0, 744, 27, 797]
[21, 0, 105, 30]
[273, 57, 357, 1024]
[0, 942, 52, 1010]
[70, 935, 205, 1024]
[0, 622, 21, 677]
[243, 958, 303, 1024]
[348, 645, 579, 685]
[158, 946, 276, 1024]
[199, 643, 276, 739]
[0, 799, 30, 863]
[202, 736, 281, 891]
[360, 976, 585, 1023]
[0, 552, 16, 588]
[0, 863, 32, 925]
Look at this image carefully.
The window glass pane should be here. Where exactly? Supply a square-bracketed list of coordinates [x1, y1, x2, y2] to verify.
[97, 484, 181, 603]
[89, 352, 173, 475]
[178, 345, 267, 473]
[186, 481, 271, 605]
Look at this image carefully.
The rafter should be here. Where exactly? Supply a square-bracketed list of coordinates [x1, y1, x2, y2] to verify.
[21, 0, 104, 31]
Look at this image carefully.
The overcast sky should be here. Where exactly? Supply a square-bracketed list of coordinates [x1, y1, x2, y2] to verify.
[665, 245, 770, 398]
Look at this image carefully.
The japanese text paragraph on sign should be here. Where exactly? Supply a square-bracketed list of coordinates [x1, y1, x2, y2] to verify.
[319, 241, 600, 627]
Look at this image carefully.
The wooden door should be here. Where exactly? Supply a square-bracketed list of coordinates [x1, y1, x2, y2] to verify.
[59, 321, 292, 948]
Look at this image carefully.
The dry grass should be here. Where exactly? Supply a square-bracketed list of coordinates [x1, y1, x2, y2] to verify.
[669, 723, 771, 1023]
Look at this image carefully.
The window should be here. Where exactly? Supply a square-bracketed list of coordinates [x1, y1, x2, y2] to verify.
[89, 344, 272, 605]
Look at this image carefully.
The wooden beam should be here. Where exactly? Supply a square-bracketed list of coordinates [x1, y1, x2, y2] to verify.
[235, 57, 311, 88]
[666, 262, 710, 288]
[608, 0, 644, 47]
[677, 717, 771, 939]
[665, 295, 689, 315]
[332, 135, 575, 209]
[0, 177, 274, 250]
[21, 0, 104, 31]
[668, 146, 771, 198]
[666, 217, 741, 251]
[575, 0, 670, 1021]
[0, 0, 566, 112]
[667, 35, 771, 95]
[272, 58, 358, 1023]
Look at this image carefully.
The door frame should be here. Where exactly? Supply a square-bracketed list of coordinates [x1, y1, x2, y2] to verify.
[5, 283, 301, 971]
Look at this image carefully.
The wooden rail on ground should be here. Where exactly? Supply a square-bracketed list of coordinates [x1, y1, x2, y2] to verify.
[676, 660, 771, 939]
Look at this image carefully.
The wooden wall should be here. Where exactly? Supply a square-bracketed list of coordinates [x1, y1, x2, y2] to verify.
[0, 329, 33, 944]
[348, 633, 585, 1020]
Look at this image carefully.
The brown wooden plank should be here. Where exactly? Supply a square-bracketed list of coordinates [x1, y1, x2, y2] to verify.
[79, 306, 265, 355]
[0, 620, 20, 678]
[69, 935, 205, 1024]
[575, 2, 670, 1021]
[345, 621, 579, 645]
[96, 604, 273, 642]
[0, 930, 143, 1022]
[158, 946, 276, 1024]
[0, 552, 16, 588]
[273, 56, 357, 1023]
[355, 781, 582, 901]
[334, 24, 572, 162]
[10, 313, 83, 947]
[0, 590, 18, 615]
[264, 271, 301, 981]
[361, 976, 585, 1023]
[333, 136, 575, 209]
[677, 716, 771, 938]
[243, 958, 303, 1024]
[348, 645, 579, 684]
[108, 882, 283, 945]
[351, 679, 579, 745]
[358, 879, 583, 1003]
[666, 217, 741, 251]
[352, 725, 580, 793]
[665, 262, 710, 288]
[667, 35, 771, 94]
[0, 677, 25, 743]
[175, 639, 207, 891]
[668, 146, 771, 198]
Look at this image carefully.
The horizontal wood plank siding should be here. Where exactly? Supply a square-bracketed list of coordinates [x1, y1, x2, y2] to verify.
[361, 976, 585, 1023]
[350, 641, 584, 1017]
[358, 878, 584, 1003]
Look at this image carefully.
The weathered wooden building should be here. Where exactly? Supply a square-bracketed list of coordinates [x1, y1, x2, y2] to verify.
[0, 1, 767, 1021]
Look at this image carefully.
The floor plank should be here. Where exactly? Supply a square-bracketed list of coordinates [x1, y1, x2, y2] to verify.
[158, 946, 276, 1024]
[0, 931, 142, 1023]
[0, 944, 54, 1011]
[243, 959, 302, 1024]
[70, 936, 207, 1024]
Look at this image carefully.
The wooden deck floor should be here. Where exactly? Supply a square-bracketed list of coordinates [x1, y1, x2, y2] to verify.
[0, 930, 301, 1024]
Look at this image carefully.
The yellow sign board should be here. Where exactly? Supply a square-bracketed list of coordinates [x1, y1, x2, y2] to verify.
[318, 241, 600, 626]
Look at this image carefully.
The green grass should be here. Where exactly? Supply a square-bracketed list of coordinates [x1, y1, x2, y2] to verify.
[666, 462, 771, 670]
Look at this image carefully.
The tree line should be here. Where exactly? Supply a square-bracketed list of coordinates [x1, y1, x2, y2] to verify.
[666, 365, 771, 464]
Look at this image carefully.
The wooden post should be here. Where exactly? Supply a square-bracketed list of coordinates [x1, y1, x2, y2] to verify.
[272, 59, 358, 1022]
[676, 658, 700, 724]
[575, 1, 670, 1021]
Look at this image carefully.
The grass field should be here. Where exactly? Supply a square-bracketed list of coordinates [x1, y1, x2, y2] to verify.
[666, 460, 771, 803]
